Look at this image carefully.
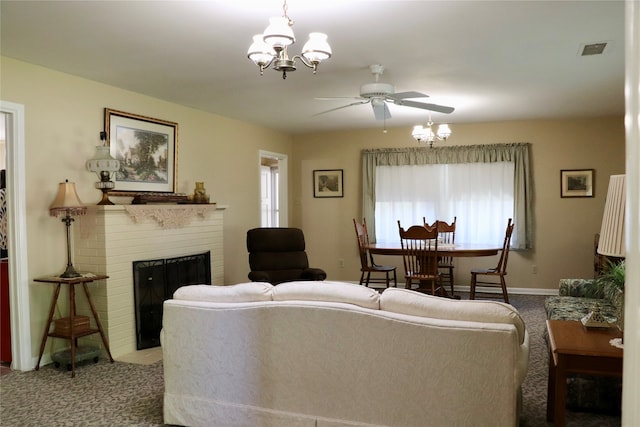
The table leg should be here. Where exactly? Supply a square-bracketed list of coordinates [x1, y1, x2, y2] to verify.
[82, 282, 114, 362]
[69, 283, 76, 378]
[546, 348, 556, 421]
[35, 283, 62, 371]
[554, 356, 567, 427]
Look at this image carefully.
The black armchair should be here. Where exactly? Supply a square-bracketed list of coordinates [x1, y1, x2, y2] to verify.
[247, 227, 327, 285]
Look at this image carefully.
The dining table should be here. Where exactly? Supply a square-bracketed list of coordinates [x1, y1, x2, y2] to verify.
[365, 242, 501, 298]
[366, 242, 501, 258]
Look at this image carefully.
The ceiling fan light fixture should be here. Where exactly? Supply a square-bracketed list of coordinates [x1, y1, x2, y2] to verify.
[249, 1, 331, 79]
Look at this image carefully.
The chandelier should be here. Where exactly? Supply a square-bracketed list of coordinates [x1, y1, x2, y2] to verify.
[248, 0, 332, 79]
[411, 119, 451, 148]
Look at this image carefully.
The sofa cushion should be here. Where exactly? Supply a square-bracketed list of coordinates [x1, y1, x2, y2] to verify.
[544, 295, 617, 323]
[173, 282, 274, 302]
[272, 281, 380, 310]
[380, 288, 526, 344]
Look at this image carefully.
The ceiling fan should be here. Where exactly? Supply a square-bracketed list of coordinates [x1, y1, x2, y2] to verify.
[315, 64, 455, 120]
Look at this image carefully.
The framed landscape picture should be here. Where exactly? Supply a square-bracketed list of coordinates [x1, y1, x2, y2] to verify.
[313, 169, 344, 198]
[561, 169, 594, 198]
[104, 108, 178, 194]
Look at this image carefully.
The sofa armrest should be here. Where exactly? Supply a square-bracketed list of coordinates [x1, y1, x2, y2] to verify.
[558, 278, 597, 297]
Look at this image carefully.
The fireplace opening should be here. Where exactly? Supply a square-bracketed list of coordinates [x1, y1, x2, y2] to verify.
[133, 251, 211, 350]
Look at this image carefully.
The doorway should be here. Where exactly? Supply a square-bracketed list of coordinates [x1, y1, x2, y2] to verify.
[259, 151, 288, 227]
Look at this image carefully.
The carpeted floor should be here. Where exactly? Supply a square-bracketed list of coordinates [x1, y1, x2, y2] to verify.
[0, 294, 621, 426]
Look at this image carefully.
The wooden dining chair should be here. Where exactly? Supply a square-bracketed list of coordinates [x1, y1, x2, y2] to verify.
[469, 218, 514, 303]
[398, 221, 443, 295]
[424, 217, 457, 296]
[353, 218, 397, 288]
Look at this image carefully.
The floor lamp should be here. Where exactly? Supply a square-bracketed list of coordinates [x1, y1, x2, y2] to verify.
[49, 180, 87, 278]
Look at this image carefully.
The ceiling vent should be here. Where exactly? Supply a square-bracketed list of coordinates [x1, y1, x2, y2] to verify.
[580, 42, 608, 56]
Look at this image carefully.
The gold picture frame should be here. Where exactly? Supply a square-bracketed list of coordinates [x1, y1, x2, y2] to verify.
[104, 108, 178, 195]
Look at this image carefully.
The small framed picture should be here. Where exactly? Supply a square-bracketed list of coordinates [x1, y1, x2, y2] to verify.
[561, 169, 594, 198]
[313, 169, 344, 198]
[104, 108, 178, 195]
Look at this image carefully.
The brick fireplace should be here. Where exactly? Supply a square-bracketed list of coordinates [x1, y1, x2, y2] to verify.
[74, 204, 225, 358]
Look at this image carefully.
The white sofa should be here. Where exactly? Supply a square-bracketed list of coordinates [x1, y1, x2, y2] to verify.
[162, 281, 529, 427]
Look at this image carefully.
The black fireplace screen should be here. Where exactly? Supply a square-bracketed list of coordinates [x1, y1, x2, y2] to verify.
[133, 251, 211, 349]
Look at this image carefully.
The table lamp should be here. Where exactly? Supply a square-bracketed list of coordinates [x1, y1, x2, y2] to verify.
[49, 180, 87, 278]
[86, 131, 120, 205]
[597, 174, 626, 346]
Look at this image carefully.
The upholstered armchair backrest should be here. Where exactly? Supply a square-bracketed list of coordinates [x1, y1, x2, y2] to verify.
[247, 227, 326, 284]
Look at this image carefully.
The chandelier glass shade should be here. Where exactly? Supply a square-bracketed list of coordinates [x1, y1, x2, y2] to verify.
[86, 132, 120, 205]
[248, 1, 332, 79]
[412, 122, 452, 148]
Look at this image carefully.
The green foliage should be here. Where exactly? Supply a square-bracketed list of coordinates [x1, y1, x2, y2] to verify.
[585, 259, 625, 300]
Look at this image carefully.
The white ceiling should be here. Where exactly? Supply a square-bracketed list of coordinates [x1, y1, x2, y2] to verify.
[0, 0, 625, 135]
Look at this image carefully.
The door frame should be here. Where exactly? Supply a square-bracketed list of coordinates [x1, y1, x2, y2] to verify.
[1, 100, 32, 371]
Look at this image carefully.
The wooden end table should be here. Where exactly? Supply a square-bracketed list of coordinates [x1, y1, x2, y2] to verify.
[546, 319, 623, 426]
[34, 273, 114, 377]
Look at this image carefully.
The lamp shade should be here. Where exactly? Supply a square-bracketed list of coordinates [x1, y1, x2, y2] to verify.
[598, 174, 625, 257]
[49, 180, 87, 217]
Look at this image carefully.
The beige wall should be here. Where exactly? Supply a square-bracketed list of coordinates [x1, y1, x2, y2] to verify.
[1, 57, 293, 357]
[0, 56, 626, 360]
[292, 118, 625, 292]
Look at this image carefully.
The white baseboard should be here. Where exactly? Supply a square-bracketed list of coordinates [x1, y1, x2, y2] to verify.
[345, 280, 559, 296]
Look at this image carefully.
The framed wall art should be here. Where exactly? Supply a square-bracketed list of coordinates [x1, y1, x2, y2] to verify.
[560, 169, 594, 198]
[313, 169, 344, 198]
[104, 108, 178, 194]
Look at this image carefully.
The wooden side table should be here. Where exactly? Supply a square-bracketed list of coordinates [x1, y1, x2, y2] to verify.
[34, 273, 114, 377]
[546, 319, 623, 426]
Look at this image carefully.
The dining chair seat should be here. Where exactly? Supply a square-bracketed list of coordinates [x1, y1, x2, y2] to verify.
[469, 218, 514, 303]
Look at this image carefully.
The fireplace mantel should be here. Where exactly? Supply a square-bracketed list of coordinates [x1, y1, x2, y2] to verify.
[74, 204, 226, 358]
[123, 204, 217, 228]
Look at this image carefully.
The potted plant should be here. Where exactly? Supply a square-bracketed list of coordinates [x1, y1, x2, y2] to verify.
[586, 259, 625, 332]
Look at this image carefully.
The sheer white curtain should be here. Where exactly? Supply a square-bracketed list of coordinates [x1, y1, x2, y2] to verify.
[375, 162, 515, 246]
[361, 143, 532, 249]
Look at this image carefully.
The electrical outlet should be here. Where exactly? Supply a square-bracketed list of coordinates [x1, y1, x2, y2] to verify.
[532, 265, 537, 274]
[339, 259, 345, 268]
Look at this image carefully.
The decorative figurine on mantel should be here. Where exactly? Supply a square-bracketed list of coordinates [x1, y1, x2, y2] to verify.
[191, 182, 210, 204]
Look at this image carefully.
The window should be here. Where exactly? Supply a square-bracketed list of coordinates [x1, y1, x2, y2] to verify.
[375, 162, 515, 245]
[361, 143, 532, 249]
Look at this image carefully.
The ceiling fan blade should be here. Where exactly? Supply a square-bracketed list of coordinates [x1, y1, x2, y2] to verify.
[315, 96, 364, 101]
[372, 102, 391, 121]
[388, 91, 429, 100]
[393, 99, 455, 114]
[313, 100, 371, 116]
